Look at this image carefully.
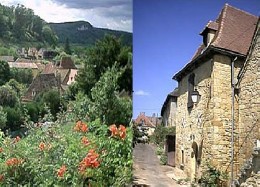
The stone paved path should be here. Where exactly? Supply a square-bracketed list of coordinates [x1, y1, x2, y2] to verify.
[133, 143, 183, 187]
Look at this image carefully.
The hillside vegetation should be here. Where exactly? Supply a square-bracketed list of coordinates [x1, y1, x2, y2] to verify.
[0, 4, 57, 47]
[49, 21, 132, 46]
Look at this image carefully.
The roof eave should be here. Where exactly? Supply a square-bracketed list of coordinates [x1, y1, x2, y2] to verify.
[172, 46, 246, 81]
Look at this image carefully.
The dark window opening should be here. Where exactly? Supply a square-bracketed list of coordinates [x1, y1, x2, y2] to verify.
[187, 73, 195, 108]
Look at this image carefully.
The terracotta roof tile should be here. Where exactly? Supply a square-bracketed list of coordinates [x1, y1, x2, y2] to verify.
[173, 4, 258, 81]
[8, 62, 38, 69]
[212, 4, 258, 55]
[59, 57, 76, 69]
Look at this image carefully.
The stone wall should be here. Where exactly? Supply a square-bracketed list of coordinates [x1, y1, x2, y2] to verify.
[236, 22, 260, 182]
[174, 54, 245, 182]
[175, 59, 213, 180]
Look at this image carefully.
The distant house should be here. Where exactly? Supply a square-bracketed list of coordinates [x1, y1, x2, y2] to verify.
[42, 56, 78, 86]
[22, 73, 63, 102]
[134, 112, 161, 135]
[0, 56, 15, 62]
[8, 58, 46, 77]
[161, 88, 178, 127]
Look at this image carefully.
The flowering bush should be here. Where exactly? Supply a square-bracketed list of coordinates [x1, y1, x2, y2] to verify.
[0, 119, 132, 186]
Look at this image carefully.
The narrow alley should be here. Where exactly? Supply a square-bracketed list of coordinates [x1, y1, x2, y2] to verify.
[133, 143, 186, 187]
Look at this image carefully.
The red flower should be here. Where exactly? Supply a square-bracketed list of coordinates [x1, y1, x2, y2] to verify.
[14, 136, 21, 143]
[109, 124, 127, 140]
[74, 121, 88, 132]
[39, 142, 46, 151]
[81, 123, 88, 132]
[81, 136, 90, 146]
[109, 124, 118, 136]
[57, 165, 66, 178]
[0, 174, 4, 182]
[0, 147, 3, 153]
[78, 149, 100, 173]
[118, 125, 126, 140]
[6, 158, 23, 166]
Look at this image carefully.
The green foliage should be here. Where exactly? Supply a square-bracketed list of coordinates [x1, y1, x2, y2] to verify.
[0, 4, 58, 45]
[200, 163, 228, 187]
[0, 120, 132, 186]
[0, 60, 10, 86]
[64, 37, 72, 55]
[49, 21, 132, 46]
[86, 64, 132, 125]
[150, 125, 176, 147]
[10, 68, 33, 86]
[5, 79, 26, 97]
[24, 102, 40, 122]
[0, 85, 18, 107]
[35, 89, 62, 120]
[0, 106, 7, 129]
[3, 106, 24, 131]
[160, 153, 167, 165]
[76, 35, 132, 96]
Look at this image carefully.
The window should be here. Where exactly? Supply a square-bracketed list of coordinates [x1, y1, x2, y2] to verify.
[187, 73, 195, 108]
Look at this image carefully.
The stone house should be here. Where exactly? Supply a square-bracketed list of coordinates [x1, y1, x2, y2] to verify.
[169, 4, 259, 185]
[22, 73, 63, 102]
[134, 112, 161, 136]
[161, 88, 178, 127]
[42, 56, 78, 86]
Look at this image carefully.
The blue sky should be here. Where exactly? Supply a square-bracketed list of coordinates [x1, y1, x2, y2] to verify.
[133, 0, 260, 119]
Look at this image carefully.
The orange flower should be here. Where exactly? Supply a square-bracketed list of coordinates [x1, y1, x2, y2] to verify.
[0, 174, 4, 182]
[39, 142, 46, 151]
[109, 124, 118, 136]
[6, 158, 23, 166]
[81, 136, 90, 146]
[14, 136, 21, 143]
[81, 123, 88, 132]
[74, 121, 88, 132]
[118, 125, 126, 140]
[0, 147, 3, 153]
[57, 165, 66, 178]
[74, 121, 82, 131]
[78, 149, 100, 173]
[109, 124, 127, 140]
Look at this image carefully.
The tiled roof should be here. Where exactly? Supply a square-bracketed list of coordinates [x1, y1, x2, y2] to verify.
[59, 57, 76, 69]
[0, 56, 14, 62]
[42, 63, 56, 74]
[173, 4, 258, 81]
[23, 73, 62, 101]
[135, 113, 160, 127]
[200, 21, 219, 35]
[211, 4, 258, 55]
[8, 62, 38, 69]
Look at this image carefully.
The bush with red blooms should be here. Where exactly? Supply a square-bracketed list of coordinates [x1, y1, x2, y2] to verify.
[0, 119, 132, 186]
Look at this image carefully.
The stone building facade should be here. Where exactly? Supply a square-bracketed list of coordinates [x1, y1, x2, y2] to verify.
[169, 4, 259, 185]
[161, 88, 178, 127]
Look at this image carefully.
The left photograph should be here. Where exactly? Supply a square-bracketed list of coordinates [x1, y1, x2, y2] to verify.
[0, 0, 133, 186]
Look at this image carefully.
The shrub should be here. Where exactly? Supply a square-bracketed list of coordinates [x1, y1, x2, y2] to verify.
[0, 120, 133, 186]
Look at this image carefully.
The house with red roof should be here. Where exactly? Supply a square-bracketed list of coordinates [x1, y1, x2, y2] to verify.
[168, 4, 259, 185]
[134, 112, 161, 135]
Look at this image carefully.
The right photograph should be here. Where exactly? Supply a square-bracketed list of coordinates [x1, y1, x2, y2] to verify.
[132, 0, 260, 186]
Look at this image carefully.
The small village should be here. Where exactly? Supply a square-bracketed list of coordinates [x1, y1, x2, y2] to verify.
[132, 4, 259, 187]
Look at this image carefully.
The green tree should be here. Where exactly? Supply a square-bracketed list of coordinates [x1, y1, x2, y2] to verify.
[86, 64, 132, 125]
[0, 60, 10, 85]
[4, 106, 23, 131]
[10, 68, 33, 85]
[0, 106, 7, 129]
[0, 85, 18, 107]
[76, 35, 132, 96]
[64, 37, 72, 55]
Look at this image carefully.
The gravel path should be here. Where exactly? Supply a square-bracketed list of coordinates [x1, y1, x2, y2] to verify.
[133, 143, 182, 187]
